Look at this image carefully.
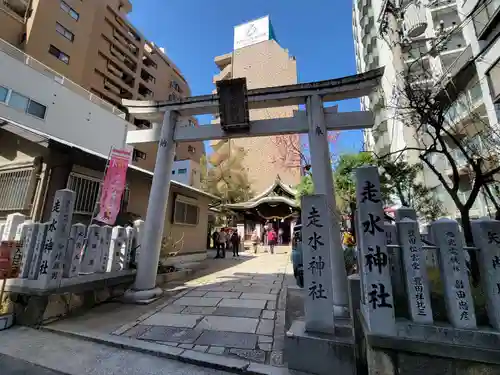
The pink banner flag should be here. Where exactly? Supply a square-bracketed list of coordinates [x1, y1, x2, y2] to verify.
[96, 148, 131, 225]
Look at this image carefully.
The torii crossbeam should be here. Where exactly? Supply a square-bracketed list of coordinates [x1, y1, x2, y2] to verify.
[122, 68, 384, 315]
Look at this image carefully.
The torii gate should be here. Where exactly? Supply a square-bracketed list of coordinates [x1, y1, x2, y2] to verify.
[122, 67, 384, 316]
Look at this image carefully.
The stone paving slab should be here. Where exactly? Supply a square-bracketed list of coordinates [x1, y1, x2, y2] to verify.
[114, 251, 292, 368]
[194, 330, 258, 349]
[212, 306, 263, 318]
[173, 297, 222, 306]
[219, 298, 268, 309]
[195, 316, 259, 333]
[142, 313, 203, 328]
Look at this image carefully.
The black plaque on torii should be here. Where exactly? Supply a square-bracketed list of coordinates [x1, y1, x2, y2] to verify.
[216, 78, 250, 133]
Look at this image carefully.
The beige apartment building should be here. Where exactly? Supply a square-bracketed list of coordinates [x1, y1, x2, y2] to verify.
[212, 32, 301, 195]
[0, 0, 204, 169]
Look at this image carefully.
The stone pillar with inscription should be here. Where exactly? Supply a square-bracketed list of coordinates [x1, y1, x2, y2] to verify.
[471, 219, 500, 329]
[98, 226, 112, 273]
[125, 226, 135, 269]
[37, 189, 75, 288]
[108, 226, 127, 272]
[132, 219, 145, 266]
[431, 218, 476, 329]
[15, 220, 33, 241]
[306, 94, 349, 316]
[64, 223, 86, 278]
[396, 218, 433, 324]
[18, 223, 39, 279]
[80, 224, 101, 274]
[28, 223, 47, 280]
[385, 223, 405, 299]
[2, 213, 25, 241]
[301, 194, 336, 333]
[355, 166, 396, 335]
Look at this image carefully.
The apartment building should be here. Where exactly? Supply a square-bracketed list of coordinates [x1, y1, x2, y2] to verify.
[212, 16, 301, 195]
[353, 0, 500, 218]
[0, 0, 204, 171]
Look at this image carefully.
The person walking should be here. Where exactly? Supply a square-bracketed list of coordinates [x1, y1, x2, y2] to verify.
[217, 228, 226, 259]
[251, 229, 259, 254]
[231, 230, 240, 257]
[267, 227, 277, 254]
[278, 227, 284, 245]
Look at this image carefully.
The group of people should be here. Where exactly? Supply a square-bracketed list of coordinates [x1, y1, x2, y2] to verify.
[251, 226, 278, 254]
[211, 228, 241, 259]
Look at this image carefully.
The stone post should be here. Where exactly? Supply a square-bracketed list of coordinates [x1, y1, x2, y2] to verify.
[28, 223, 47, 280]
[431, 218, 476, 329]
[355, 166, 396, 335]
[107, 226, 127, 272]
[132, 219, 144, 266]
[300, 194, 336, 333]
[15, 220, 33, 241]
[396, 218, 433, 324]
[306, 94, 348, 316]
[125, 111, 178, 303]
[64, 223, 86, 278]
[2, 213, 25, 241]
[98, 226, 112, 273]
[394, 207, 417, 222]
[80, 224, 101, 274]
[125, 226, 135, 269]
[18, 223, 39, 279]
[471, 219, 500, 330]
[385, 223, 405, 299]
[37, 189, 75, 288]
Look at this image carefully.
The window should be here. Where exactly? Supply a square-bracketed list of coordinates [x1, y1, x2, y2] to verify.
[27, 100, 47, 119]
[178, 168, 187, 174]
[5, 90, 47, 119]
[0, 86, 8, 103]
[56, 22, 74, 41]
[132, 149, 147, 162]
[473, 0, 500, 39]
[49, 45, 70, 64]
[8, 92, 29, 111]
[188, 145, 196, 154]
[173, 197, 199, 225]
[172, 170, 176, 175]
[488, 59, 500, 102]
[60, 0, 79, 20]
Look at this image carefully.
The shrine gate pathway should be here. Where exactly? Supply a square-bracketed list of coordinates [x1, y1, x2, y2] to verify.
[44, 246, 297, 373]
[117, 248, 292, 367]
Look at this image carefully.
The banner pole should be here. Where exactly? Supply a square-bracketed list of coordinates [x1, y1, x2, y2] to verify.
[90, 145, 114, 225]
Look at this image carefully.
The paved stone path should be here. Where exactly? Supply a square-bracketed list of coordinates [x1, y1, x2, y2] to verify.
[115, 249, 291, 367]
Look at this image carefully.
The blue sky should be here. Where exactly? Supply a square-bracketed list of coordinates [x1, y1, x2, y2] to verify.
[128, 0, 363, 155]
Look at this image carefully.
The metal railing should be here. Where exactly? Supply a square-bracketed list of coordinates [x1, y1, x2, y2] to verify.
[67, 173, 101, 215]
[0, 167, 34, 211]
[0, 38, 126, 118]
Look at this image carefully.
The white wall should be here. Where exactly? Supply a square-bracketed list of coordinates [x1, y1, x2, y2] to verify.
[171, 159, 201, 188]
[0, 47, 135, 156]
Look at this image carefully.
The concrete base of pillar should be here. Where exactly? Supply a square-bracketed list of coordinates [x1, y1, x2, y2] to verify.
[122, 287, 163, 305]
[285, 319, 356, 375]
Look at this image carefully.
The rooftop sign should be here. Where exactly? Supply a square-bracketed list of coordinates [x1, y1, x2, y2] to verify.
[234, 16, 272, 50]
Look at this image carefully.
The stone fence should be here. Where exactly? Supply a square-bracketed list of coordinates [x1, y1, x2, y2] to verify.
[0, 188, 144, 326]
[353, 166, 500, 375]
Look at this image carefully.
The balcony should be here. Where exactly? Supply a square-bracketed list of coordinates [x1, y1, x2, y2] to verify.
[140, 69, 155, 85]
[444, 83, 487, 131]
[2, 0, 29, 19]
[138, 83, 153, 99]
[403, 0, 428, 38]
[429, 0, 457, 11]
[213, 64, 232, 83]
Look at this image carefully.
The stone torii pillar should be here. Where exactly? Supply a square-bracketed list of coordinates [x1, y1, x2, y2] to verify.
[124, 111, 177, 302]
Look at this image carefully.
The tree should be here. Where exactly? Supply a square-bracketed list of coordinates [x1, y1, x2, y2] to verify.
[376, 4, 500, 282]
[378, 159, 444, 222]
[270, 132, 339, 172]
[200, 140, 254, 221]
